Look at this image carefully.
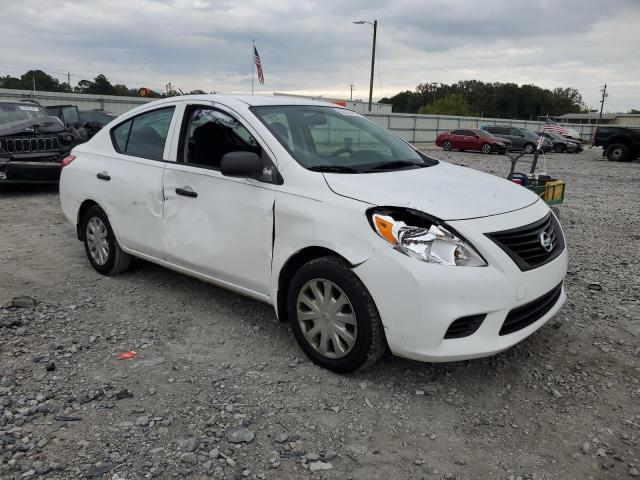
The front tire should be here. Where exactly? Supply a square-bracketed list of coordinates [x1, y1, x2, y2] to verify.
[606, 143, 630, 162]
[553, 144, 565, 153]
[524, 143, 535, 154]
[82, 205, 133, 275]
[481, 143, 492, 154]
[287, 256, 386, 373]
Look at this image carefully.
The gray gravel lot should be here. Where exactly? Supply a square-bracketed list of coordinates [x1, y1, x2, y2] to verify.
[1, 147, 639, 480]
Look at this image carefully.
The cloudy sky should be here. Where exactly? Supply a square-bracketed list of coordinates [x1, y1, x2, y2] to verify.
[2, 0, 639, 111]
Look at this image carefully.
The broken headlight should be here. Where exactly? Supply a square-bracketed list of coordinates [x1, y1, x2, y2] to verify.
[369, 209, 486, 267]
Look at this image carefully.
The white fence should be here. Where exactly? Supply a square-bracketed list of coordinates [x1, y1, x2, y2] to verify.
[0, 87, 596, 142]
[0, 88, 152, 115]
[367, 113, 596, 143]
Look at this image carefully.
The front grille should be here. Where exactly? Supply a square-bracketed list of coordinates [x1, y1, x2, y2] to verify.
[1, 136, 60, 154]
[486, 213, 564, 271]
[499, 282, 563, 335]
[444, 314, 486, 339]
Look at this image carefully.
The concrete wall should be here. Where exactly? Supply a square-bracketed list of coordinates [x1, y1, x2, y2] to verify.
[366, 113, 596, 142]
[0, 88, 152, 115]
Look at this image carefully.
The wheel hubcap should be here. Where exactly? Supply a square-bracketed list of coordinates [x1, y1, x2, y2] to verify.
[296, 279, 357, 359]
[86, 217, 109, 266]
[483, 145, 491, 153]
[612, 148, 622, 159]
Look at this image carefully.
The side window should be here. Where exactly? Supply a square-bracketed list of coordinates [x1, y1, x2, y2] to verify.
[451, 129, 464, 135]
[111, 107, 175, 160]
[183, 107, 260, 169]
[509, 128, 522, 136]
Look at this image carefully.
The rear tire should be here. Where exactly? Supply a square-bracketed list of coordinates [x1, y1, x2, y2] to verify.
[442, 140, 452, 151]
[82, 205, 133, 275]
[605, 143, 631, 162]
[287, 256, 386, 373]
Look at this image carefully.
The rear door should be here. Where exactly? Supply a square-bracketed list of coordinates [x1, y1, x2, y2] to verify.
[98, 106, 178, 258]
[161, 103, 277, 296]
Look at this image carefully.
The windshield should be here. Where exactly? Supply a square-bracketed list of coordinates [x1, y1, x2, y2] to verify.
[0, 102, 49, 124]
[475, 129, 494, 138]
[252, 105, 437, 172]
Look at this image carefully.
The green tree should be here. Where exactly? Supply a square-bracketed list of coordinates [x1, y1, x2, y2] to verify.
[419, 94, 475, 116]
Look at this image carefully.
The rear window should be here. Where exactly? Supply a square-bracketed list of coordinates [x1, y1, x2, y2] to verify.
[111, 107, 175, 160]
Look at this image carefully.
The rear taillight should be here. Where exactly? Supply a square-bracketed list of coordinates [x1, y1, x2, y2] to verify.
[60, 155, 76, 169]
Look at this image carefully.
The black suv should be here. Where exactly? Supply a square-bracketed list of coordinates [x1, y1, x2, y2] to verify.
[0, 101, 76, 183]
[593, 126, 640, 162]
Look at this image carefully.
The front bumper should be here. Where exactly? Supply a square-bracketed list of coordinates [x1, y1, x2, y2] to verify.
[0, 159, 61, 184]
[354, 200, 567, 362]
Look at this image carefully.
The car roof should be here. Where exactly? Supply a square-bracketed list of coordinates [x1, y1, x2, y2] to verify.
[140, 94, 340, 109]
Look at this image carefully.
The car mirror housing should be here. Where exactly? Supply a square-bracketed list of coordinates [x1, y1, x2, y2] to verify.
[220, 151, 263, 178]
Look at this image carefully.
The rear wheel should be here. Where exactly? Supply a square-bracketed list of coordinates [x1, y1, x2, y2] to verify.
[82, 205, 133, 275]
[481, 143, 492, 154]
[287, 256, 386, 373]
[605, 143, 631, 162]
[524, 143, 535, 154]
[553, 143, 565, 153]
[442, 140, 452, 151]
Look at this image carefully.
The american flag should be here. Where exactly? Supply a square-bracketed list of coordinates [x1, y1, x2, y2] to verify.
[253, 45, 264, 85]
[543, 118, 569, 135]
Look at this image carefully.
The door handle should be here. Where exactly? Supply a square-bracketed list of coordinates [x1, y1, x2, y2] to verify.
[96, 172, 110, 181]
[175, 186, 198, 198]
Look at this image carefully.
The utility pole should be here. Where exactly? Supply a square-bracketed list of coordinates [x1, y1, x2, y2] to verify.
[66, 72, 73, 88]
[596, 83, 608, 126]
[368, 20, 377, 112]
[348, 83, 354, 101]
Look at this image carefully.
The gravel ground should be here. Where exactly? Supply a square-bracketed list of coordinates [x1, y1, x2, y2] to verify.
[1, 147, 639, 480]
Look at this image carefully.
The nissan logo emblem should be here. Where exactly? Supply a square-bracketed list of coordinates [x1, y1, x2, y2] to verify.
[539, 231, 553, 252]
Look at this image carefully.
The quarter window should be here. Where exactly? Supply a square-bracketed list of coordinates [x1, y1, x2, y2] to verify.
[111, 107, 175, 160]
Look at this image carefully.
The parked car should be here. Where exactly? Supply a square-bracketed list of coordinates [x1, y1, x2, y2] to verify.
[436, 128, 510, 154]
[0, 100, 76, 183]
[481, 125, 552, 153]
[59, 95, 567, 372]
[593, 126, 640, 162]
[79, 110, 118, 139]
[536, 131, 582, 153]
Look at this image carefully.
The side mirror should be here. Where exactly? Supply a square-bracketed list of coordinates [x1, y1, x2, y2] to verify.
[220, 151, 263, 178]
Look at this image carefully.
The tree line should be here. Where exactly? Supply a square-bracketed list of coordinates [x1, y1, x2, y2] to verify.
[0, 69, 206, 97]
[380, 80, 589, 119]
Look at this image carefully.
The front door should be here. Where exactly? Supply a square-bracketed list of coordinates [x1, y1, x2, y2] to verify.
[161, 104, 276, 296]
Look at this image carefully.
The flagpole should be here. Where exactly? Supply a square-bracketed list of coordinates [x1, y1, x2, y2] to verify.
[251, 40, 254, 95]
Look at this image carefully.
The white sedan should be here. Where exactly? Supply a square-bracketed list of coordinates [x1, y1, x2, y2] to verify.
[59, 95, 567, 373]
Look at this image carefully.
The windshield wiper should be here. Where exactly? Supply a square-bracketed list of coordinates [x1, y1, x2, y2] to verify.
[308, 165, 361, 174]
[360, 160, 427, 172]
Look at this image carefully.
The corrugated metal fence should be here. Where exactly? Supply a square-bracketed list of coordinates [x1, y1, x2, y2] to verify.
[0, 88, 152, 115]
[367, 113, 596, 143]
[0, 87, 596, 141]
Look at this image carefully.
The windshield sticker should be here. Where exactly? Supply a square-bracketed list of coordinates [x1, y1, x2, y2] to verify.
[333, 108, 359, 116]
[18, 106, 40, 112]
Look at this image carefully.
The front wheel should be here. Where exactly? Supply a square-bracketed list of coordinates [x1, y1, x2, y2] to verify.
[481, 143, 492, 154]
[287, 257, 386, 373]
[524, 143, 535, 154]
[553, 144, 565, 153]
[82, 205, 133, 275]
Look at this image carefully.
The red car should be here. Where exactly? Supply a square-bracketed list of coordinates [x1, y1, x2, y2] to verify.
[436, 128, 510, 154]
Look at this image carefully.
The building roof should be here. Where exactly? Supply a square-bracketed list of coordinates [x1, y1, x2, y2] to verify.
[555, 112, 617, 120]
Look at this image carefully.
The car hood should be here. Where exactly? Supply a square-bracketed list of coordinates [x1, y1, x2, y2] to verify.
[323, 161, 539, 221]
[0, 116, 66, 136]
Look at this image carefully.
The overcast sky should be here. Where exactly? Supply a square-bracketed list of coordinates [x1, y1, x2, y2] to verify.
[2, 0, 639, 112]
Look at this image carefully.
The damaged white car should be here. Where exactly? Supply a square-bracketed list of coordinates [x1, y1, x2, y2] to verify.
[59, 95, 567, 372]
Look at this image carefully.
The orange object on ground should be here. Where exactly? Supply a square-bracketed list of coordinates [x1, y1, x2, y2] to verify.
[117, 351, 137, 360]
